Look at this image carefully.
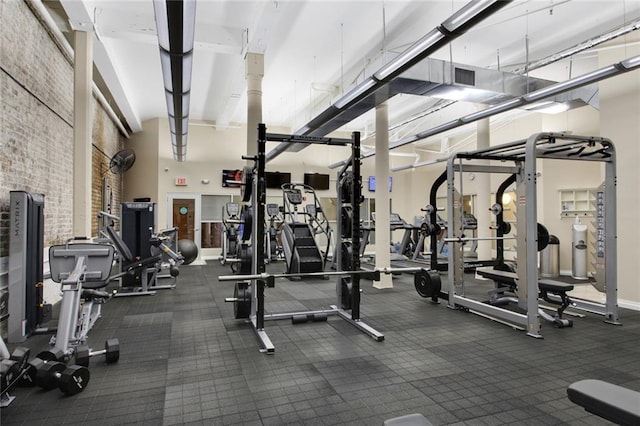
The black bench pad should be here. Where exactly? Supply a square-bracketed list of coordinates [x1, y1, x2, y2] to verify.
[567, 379, 640, 426]
[476, 268, 573, 294]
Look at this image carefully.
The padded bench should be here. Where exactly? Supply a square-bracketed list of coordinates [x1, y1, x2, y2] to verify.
[567, 379, 640, 426]
[476, 267, 574, 327]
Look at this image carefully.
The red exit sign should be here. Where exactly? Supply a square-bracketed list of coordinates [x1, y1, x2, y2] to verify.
[175, 177, 187, 186]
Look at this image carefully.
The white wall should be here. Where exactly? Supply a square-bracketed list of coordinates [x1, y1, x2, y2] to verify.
[126, 92, 640, 305]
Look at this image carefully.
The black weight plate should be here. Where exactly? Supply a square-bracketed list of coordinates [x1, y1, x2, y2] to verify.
[341, 206, 353, 238]
[340, 277, 352, 310]
[105, 339, 120, 364]
[20, 358, 45, 386]
[240, 166, 253, 202]
[414, 270, 442, 299]
[537, 222, 550, 251]
[75, 345, 90, 367]
[36, 361, 65, 390]
[58, 365, 90, 395]
[234, 282, 252, 319]
[37, 349, 64, 362]
[241, 207, 253, 241]
[499, 221, 512, 235]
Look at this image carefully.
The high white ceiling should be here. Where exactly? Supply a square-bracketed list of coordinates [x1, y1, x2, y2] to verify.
[48, 0, 640, 146]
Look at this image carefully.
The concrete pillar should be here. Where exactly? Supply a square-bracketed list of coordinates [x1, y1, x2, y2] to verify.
[73, 30, 93, 238]
[476, 115, 492, 261]
[374, 102, 393, 288]
[245, 52, 264, 157]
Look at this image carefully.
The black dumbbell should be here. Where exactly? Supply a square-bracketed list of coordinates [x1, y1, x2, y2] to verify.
[0, 347, 31, 392]
[75, 339, 120, 367]
[20, 348, 65, 386]
[34, 360, 90, 395]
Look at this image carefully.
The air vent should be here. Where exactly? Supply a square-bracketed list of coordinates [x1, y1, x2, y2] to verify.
[455, 67, 475, 86]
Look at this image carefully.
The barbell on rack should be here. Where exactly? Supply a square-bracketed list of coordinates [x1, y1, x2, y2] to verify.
[444, 222, 550, 251]
[220, 266, 442, 316]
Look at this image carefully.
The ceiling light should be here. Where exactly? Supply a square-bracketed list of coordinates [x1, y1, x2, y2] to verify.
[334, 78, 377, 109]
[374, 29, 445, 80]
[621, 55, 640, 70]
[441, 0, 503, 34]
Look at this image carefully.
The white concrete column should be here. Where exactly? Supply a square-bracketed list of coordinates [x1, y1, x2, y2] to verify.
[73, 30, 93, 238]
[245, 52, 264, 157]
[374, 102, 393, 288]
[476, 115, 492, 261]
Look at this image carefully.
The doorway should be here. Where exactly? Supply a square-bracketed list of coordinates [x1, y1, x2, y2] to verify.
[167, 193, 202, 260]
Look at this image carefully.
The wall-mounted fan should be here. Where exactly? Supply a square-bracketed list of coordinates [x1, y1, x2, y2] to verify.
[109, 148, 136, 174]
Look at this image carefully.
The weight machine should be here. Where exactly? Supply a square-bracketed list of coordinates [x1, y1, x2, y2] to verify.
[442, 132, 619, 338]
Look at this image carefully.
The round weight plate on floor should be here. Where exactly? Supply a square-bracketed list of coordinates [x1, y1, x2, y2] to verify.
[233, 282, 252, 319]
[240, 166, 253, 202]
[414, 270, 442, 299]
[58, 365, 90, 395]
[37, 349, 64, 362]
[105, 339, 120, 364]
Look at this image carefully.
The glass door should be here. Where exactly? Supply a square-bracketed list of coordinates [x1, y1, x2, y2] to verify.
[167, 193, 202, 261]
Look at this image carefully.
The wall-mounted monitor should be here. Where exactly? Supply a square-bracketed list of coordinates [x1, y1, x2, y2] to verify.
[265, 171, 291, 189]
[368, 176, 392, 192]
[304, 173, 330, 190]
[222, 169, 243, 187]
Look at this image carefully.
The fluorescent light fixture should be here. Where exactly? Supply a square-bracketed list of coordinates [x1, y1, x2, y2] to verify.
[374, 29, 444, 80]
[441, 0, 498, 33]
[160, 49, 173, 91]
[169, 116, 189, 134]
[182, 53, 193, 92]
[334, 78, 377, 109]
[296, 125, 311, 135]
[165, 91, 174, 115]
[461, 98, 524, 122]
[182, 0, 196, 52]
[522, 101, 570, 114]
[621, 54, 640, 70]
[153, 0, 169, 50]
[524, 66, 618, 102]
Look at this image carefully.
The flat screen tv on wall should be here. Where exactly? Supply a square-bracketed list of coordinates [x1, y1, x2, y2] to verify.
[304, 173, 330, 190]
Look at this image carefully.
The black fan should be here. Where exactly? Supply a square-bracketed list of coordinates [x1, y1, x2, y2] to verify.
[109, 148, 136, 174]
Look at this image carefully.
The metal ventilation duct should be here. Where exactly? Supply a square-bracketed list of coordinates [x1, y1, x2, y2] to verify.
[266, 0, 512, 161]
[376, 53, 640, 163]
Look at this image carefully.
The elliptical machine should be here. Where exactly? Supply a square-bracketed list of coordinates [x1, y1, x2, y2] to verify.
[221, 203, 241, 268]
[265, 203, 283, 261]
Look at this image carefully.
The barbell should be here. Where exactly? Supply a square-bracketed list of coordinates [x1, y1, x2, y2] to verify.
[444, 222, 550, 251]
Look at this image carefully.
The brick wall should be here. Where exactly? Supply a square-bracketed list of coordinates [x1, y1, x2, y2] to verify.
[0, 0, 124, 257]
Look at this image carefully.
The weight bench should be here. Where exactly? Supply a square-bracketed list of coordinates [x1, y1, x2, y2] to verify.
[476, 267, 574, 328]
[567, 379, 640, 425]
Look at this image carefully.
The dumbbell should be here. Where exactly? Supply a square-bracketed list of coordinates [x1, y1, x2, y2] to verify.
[0, 347, 31, 391]
[34, 360, 90, 395]
[20, 348, 65, 386]
[75, 339, 120, 367]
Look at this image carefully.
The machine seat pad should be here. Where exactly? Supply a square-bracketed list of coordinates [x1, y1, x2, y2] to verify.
[567, 379, 640, 426]
[383, 413, 433, 426]
[538, 279, 573, 293]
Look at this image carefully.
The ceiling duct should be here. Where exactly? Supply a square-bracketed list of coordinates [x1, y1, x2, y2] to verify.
[266, 0, 512, 161]
[377, 53, 640, 164]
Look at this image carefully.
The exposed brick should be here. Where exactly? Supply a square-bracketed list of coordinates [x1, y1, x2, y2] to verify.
[0, 0, 124, 254]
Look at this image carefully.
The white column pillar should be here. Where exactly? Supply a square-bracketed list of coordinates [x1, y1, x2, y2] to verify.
[374, 102, 393, 288]
[476, 115, 492, 261]
[245, 52, 264, 157]
[73, 30, 93, 238]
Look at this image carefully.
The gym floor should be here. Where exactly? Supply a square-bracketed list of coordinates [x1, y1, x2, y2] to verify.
[2, 261, 638, 425]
